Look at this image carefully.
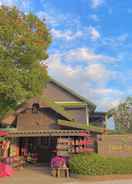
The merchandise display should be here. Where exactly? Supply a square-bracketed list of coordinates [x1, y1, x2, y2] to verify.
[57, 135, 95, 157]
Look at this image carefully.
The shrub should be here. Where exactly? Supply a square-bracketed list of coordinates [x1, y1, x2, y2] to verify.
[69, 153, 132, 175]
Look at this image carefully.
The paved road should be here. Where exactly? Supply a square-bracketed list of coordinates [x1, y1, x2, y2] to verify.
[63, 181, 132, 184]
[78, 181, 132, 184]
[1, 166, 132, 184]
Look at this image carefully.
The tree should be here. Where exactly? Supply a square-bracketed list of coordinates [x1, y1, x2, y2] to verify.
[0, 6, 52, 117]
[111, 97, 132, 133]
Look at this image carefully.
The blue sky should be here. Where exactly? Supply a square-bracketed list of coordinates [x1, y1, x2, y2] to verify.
[1, 0, 132, 111]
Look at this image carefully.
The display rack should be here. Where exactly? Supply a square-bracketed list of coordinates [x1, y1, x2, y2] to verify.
[57, 135, 95, 157]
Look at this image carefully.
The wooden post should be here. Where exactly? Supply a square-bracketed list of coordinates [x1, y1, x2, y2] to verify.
[104, 114, 108, 128]
[86, 105, 89, 126]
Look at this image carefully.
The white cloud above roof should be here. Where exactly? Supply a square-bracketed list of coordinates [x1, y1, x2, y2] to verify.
[50, 28, 83, 41]
[64, 48, 116, 64]
[90, 0, 104, 9]
[90, 14, 99, 21]
[45, 49, 124, 110]
[88, 26, 101, 41]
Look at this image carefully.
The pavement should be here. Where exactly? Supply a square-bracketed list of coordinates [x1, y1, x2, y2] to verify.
[1, 166, 132, 184]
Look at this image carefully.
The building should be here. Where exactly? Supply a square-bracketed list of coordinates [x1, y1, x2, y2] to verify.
[0, 78, 106, 164]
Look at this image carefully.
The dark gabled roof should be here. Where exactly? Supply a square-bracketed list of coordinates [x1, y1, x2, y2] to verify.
[1, 77, 97, 126]
[0, 112, 16, 125]
[0, 96, 75, 125]
[38, 96, 74, 120]
[17, 96, 75, 121]
[49, 78, 96, 111]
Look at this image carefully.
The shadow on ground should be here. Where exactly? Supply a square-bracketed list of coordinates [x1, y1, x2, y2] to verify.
[0, 165, 77, 184]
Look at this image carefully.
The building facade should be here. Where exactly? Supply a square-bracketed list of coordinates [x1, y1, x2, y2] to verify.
[0, 78, 106, 164]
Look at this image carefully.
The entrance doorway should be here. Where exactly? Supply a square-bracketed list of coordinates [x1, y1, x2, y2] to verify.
[19, 136, 57, 164]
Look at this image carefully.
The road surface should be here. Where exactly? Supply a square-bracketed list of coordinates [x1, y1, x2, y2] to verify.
[1, 166, 132, 184]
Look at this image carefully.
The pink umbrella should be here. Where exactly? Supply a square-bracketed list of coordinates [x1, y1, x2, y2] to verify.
[0, 131, 8, 137]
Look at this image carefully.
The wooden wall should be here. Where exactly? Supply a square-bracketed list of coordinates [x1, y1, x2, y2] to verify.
[64, 107, 87, 123]
[43, 81, 82, 102]
[17, 109, 59, 131]
[97, 134, 132, 157]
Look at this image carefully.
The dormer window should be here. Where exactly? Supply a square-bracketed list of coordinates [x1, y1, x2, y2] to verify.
[32, 103, 40, 113]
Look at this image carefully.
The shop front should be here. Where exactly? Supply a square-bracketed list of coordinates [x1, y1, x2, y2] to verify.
[2, 129, 96, 166]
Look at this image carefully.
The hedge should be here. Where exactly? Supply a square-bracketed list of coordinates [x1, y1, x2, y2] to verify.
[69, 153, 132, 175]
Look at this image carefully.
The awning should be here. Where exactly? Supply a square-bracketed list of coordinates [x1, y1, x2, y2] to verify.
[7, 129, 90, 137]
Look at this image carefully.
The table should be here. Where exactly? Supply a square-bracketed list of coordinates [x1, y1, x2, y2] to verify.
[51, 167, 69, 177]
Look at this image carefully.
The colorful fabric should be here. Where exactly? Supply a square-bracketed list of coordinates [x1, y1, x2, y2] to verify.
[2, 141, 10, 158]
[51, 156, 66, 168]
[0, 131, 8, 137]
[0, 163, 13, 177]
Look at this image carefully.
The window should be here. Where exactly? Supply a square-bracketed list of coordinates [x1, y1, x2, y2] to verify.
[32, 103, 40, 113]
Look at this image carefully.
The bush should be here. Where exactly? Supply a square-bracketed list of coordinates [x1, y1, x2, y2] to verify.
[69, 153, 132, 175]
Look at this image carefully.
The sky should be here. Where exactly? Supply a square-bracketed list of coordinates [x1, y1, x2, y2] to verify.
[1, 0, 132, 111]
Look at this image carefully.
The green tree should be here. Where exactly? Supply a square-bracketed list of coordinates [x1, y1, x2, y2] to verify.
[0, 6, 51, 117]
[110, 97, 132, 133]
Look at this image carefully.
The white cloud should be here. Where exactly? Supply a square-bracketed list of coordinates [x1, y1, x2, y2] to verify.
[46, 52, 113, 85]
[94, 88, 124, 110]
[90, 0, 104, 9]
[36, 11, 60, 26]
[45, 51, 122, 110]
[50, 28, 83, 41]
[85, 64, 112, 83]
[88, 26, 101, 41]
[0, 0, 17, 6]
[114, 34, 128, 44]
[0, 0, 32, 13]
[49, 26, 101, 42]
[37, 9, 101, 43]
[90, 14, 99, 21]
[64, 48, 116, 64]
[102, 34, 128, 47]
[36, 8, 82, 29]
[19, 0, 32, 13]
